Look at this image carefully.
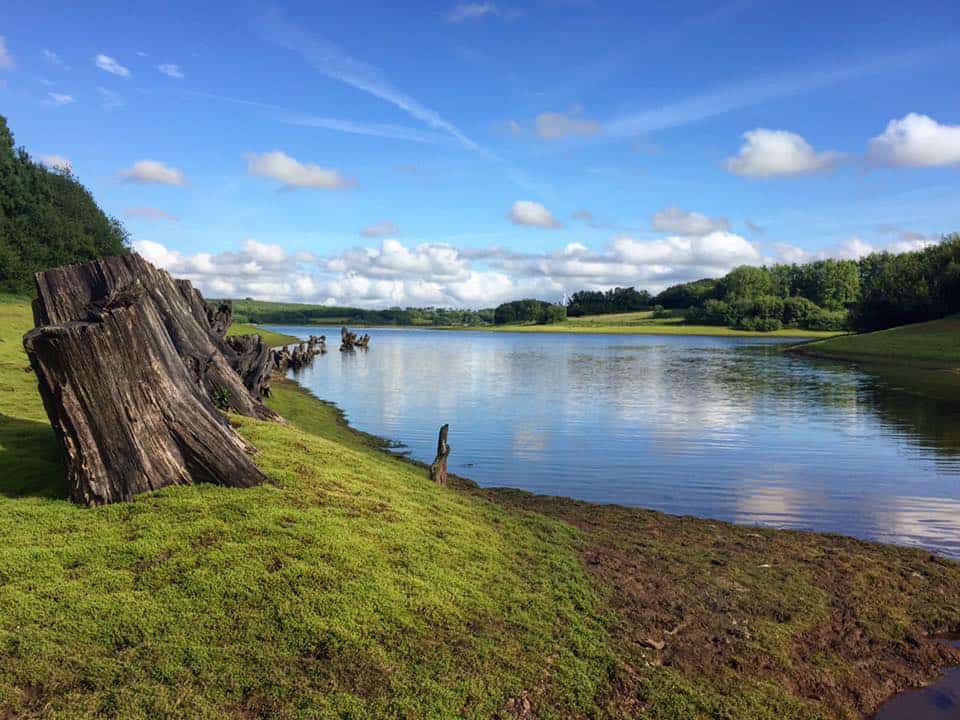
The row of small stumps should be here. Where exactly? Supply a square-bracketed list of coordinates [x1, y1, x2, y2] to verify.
[272, 326, 372, 373]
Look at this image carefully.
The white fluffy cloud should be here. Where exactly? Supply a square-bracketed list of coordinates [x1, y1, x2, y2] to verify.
[244, 238, 285, 264]
[725, 129, 841, 177]
[534, 111, 601, 140]
[775, 233, 937, 264]
[613, 231, 760, 269]
[868, 113, 960, 168]
[0, 37, 13, 70]
[119, 160, 186, 186]
[361, 221, 400, 238]
[508, 200, 563, 229]
[157, 63, 183, 79]
[245, 151, 353, 190]
[134, 226, 935, 309]
[651, 207, 730, 236]
[94, 53, 130, 77]
[47, 92, 75, 106]
[40, 154, 72, 171]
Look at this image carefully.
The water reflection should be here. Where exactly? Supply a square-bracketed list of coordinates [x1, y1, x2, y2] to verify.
[274, 326, 960, 558]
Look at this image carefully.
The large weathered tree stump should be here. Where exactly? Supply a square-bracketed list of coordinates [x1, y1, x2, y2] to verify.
[429, 424, 450, 486]
[33, 254, 276, 420]
[23, 287, 267, 505]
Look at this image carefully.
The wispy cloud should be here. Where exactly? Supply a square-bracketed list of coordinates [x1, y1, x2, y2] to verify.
[0, 36, 13, 70]
[607, 47, 948, 136]
[94, 53, 131, 78]
[46, 92, 75, 106]
[284, 113, 452, 144]
[157, 63, 184, 79]
[361, 221, 400, 238]
[259, 8, 479, 151]
[98, 86, 124, 109]
[186, 90, 451, 145]
[43, 49, 69, 69]
[446, 2, 500, 22]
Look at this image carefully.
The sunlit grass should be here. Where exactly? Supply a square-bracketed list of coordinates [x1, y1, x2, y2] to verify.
[0, 296, 613, 719]
[448, 321, 840, 338]
[799, 314, 960, 367]
[227, 323, 299, 348]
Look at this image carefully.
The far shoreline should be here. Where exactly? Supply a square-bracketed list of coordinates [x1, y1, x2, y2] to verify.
[247, 320, 841, 340]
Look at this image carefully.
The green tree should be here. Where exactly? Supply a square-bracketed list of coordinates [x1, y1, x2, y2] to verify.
[719, 265, 773, 300]
[0, 115, 129, 294]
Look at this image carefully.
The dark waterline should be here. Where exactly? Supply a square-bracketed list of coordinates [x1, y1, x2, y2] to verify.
[270, 325, 960, 559]
[873, 639, 960, 720]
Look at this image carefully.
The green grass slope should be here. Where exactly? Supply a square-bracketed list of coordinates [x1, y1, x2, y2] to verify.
[226, 322, 298, 348]
[797, 314, 960, 368]
[0, 297, 612, 719]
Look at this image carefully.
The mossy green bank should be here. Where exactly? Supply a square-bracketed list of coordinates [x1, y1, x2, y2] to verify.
[793, 314, 960, 369]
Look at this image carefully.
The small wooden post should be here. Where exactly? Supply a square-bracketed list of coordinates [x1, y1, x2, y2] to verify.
[429, 424, 450, 486]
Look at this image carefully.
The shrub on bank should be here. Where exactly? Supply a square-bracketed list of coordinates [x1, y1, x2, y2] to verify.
[685, 294, 847, 332]
[493, 298, 567, 324]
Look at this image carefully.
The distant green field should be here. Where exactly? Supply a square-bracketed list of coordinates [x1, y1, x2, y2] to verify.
[227, 323, 298, 347]
[448, 310, 841, 338]
[797, 314, 960, 368]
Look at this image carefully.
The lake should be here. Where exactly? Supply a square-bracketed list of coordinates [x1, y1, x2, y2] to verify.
[271, 326, 960, 559]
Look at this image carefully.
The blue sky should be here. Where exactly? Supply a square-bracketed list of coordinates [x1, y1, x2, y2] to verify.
[2, 0, 959, 307]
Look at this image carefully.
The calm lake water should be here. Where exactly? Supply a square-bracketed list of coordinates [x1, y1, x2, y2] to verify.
[271, 326, 960, 559]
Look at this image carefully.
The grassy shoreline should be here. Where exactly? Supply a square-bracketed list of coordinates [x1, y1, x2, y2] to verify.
[227, 322, 299, 347]
[789, 314, 960, 370]
[430, 322, 839, 338]
[2, 295, 959, 718]
[240, 309, 842, 339]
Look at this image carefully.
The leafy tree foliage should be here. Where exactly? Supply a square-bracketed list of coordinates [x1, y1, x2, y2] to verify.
[653, 278, 719, 309]
[718, 265, 773, 300]
[770, 259, 860, 310]
[852, 234, 960, 330]
[566, 286, 651, 316]
[0, 115, 129, 294]
[494, 299, 567, 324]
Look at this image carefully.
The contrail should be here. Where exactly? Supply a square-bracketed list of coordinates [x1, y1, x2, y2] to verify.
[259, 8, 480, 151]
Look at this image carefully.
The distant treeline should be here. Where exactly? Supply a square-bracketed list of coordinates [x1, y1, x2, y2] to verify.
[226, 298, 495, 327]
[566, 287, 651, 316]
[0, 115, 129, 295]
[559, 234, 960, 332]
[493, 299, 566, 325]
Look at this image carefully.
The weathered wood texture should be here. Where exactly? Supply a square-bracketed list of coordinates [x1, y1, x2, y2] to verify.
[33, 254, 276, 420]
[339, 326, 370, 351]
[226, 334, 273, 398]
[429, 424, 450, 486]
[273, 335, 325, 372]
[24, 286, 267, 505]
